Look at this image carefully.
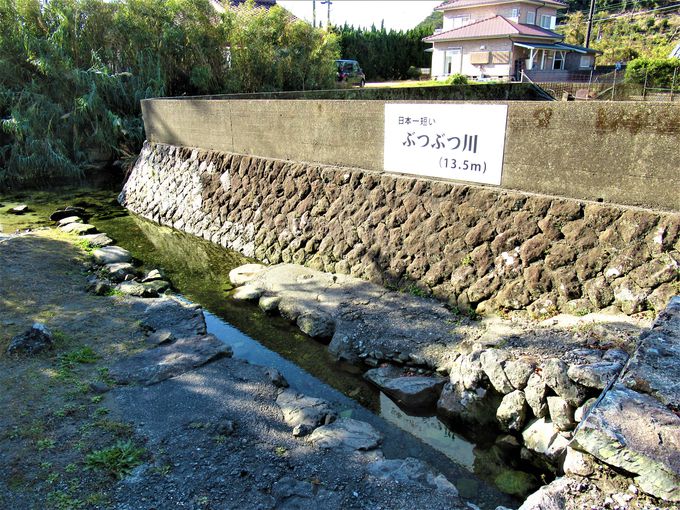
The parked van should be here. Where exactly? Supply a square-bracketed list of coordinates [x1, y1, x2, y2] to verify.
[336, 59, 366, 87]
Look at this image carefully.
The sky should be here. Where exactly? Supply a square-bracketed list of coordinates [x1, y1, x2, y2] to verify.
[277, 0, 443, 31]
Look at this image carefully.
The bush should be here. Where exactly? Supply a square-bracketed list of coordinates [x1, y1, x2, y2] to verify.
[625, 57, 680, 87]
[0, 0, 340, 190]
[446, 73, 469, 85]
[407, 66, 421, 80]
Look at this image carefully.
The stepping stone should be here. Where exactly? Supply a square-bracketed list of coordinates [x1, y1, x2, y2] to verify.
[364, 365, 446, 409]
[276, 389, 337, 437]
[308, 418, 382, 451]
[8, 205, 29, 214]
[138, 297, 207, 338]
[93, 246, 132, 265]
[57, 216, 82, 227]
[229, 264, 267, 286]
[106, 262, 137, 282]
[108, 334, 232, 386]
[60, 222, 97, 235]
[81, 233, 113, 248]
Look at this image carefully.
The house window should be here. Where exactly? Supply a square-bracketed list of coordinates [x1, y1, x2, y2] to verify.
[453, 15, 470, 29]
[510, 8, 520, 20]
[540, 15, 556, 29]
[553, 52, 564, 70]
[579, 55, 593, 68]
[526, 11, 535, 24]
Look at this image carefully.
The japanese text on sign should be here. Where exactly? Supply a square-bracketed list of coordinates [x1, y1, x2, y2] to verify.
[384, 104, 508, 186]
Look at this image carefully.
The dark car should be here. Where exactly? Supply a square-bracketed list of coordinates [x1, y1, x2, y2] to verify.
[336, 59, 366, 87]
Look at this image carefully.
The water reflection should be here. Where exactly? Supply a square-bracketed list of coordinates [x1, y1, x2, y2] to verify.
[379, 393, 476, 471]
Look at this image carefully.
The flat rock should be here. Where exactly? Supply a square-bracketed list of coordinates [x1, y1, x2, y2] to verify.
[138, 296, 207, 338]
[57, 216, 83, 227]
[7, 323, 53, 355]
[364, 366, 446, 409]
[145, 329, 175, 346]
[276, 389, 337, 437]
[142, 269, 164, 282]
[367, 457, 458, 494]
[229, 264, 267, 286]
[8, 204, 29, 214]
[109, 334, 232, 385]
[81, 233, 114, 248]
[60, 222, 97, 235]
[308, 417, 382, 452]
[93, 246, 132, 265]
[572, 383, 680, 501]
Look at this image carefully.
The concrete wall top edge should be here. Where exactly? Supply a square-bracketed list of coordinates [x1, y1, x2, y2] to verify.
[141, 99, 680, 212]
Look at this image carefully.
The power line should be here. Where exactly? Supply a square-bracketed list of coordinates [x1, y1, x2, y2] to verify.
[559, 2, 680, 22]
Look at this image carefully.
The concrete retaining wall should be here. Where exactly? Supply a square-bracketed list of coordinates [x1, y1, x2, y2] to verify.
[141, 99, 680, 211]
[120, 142, 680, 315]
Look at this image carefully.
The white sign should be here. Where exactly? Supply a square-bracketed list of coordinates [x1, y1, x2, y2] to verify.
[384, 103, 508, 186]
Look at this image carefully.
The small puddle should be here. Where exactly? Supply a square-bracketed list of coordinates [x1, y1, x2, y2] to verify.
[1, 190, 545, 508]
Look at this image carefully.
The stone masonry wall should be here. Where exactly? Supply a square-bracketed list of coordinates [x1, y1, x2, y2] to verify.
[120, 142, 680, 316]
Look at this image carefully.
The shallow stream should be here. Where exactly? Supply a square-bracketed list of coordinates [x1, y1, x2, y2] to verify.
[1, 189, 548, 508]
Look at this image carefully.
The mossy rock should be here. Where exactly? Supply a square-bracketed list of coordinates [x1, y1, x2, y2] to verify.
[494, 469, 540, 497]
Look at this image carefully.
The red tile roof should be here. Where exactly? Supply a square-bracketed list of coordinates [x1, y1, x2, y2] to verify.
[435, 0, 567, 10]
[424, 15, 562, 41]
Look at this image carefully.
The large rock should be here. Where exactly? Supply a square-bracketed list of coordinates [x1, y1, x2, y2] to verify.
[138, 297, 207, 338]
[480, 349, 513, 394]
[109, 334, 232, 385]
[93, 246, 132, 265]
[8, 204, 29, 214]
[522, 418, 560, 459]
[308, 418, 382, 452]
[276, 389, 337, 437]
[518, 477, 574, 510]
[525, 373, 549, 418]
[117, 281, 150, 297]
[567, 361, 623, 390]
[542, 359, 588, 407]
[7, 323, 53, 355]
[437, 382, 500, 429]
[620, 296, 680, 408]
[572, 384, 680, 501]
[546, 396, 576, 431]
[496, 390, 528, 432]
[504, 358, 536, 390]
[364, 366, 446, 410]
[296, 308, 335, 339]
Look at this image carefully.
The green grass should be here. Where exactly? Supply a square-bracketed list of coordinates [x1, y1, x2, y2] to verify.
[85, 440, 145, 479]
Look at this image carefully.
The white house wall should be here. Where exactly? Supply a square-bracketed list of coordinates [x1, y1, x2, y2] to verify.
[441, 2, 557, 26]
[432, 39, 514, 80]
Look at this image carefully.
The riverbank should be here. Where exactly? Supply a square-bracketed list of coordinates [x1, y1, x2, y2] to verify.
[2, 195, 678, 510]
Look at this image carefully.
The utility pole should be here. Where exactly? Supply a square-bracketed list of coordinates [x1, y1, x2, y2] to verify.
[321, 0, 332, 28]
[585, 0, 596, 48]
[313, 0, 316, 28]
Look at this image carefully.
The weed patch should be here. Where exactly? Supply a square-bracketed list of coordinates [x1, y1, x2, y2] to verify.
[85, 440, 145, 479]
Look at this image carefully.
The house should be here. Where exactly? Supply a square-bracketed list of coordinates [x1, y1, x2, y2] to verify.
[424, 0, 600, 81]
[209, 0, 277, 13]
